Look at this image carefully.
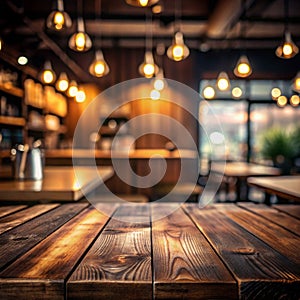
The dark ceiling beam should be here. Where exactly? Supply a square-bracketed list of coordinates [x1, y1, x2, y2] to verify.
[6, 0, 92, 82]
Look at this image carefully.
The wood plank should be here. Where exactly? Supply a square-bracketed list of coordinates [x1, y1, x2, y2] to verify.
[216, 204, 300, 265]
[0, 204, 117, 300]
[0, 205, 27, 218]
[0, 204, 59, 235]
[238, 203, 300, 236]
[273, 204, 300, 219]
[0, 203, 88, 271]
[184, 204, 300, 300]
[67, 204, 152, 300]
[152, 204, 237, 300]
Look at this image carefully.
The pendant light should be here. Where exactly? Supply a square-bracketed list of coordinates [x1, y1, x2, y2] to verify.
[139, 11, 158, 78]
[46, 0, 72, 31]
[40, 61, 56, 85]
[275, 0, 298, 59]
[233, 55, 252, 78]
[216, 71, 230, 91]
[167, 0, 189, 62]
[75, 87, 86, 103]
[67, 80, 78, 97]
[167, 32, 190, 61]
[88, 1, 109, 78]
[233, 1, 252, 78]
[292, 71, 300, 92]
[69, 17, 92, 52]
[139, 51, 159, 78]
[0, 36, 3, 51]
[125, 0, 159, 7]
[56, 72, 69, 92]
[89, 50, 110, 77]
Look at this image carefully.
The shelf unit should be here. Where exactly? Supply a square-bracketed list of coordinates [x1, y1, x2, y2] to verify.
[0, 61, 69, 155]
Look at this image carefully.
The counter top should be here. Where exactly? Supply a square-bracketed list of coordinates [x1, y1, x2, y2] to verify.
[45, 148, 198, 159]
[0, 166, 113, 202]
[0, 202, 298, 299]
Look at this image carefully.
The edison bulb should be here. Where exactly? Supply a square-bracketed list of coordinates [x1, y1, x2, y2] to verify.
[76, 90, 86, 103]
[43, 70, 54, 84]
[75, 32, 86, 51]
[232, 87, 243, 98]
[271, 88, 281, 100]
[283, 43, 293, 56]
[277, 95, 287, 107]
[290, 95, 300, 106]
[217, 78, 229, 91]
[238, 63, 250, 75]
[172, 45, 184, 61]
[139, 0, 148, 6]
[94, 62, 105, 76]
[53, 11, 64, 30]
[68, 85, 78, 97]
[143, 63, 155, 77]
[57, 79, 69, 91]
[150, 89, 160, 100]
[203, 86, 215, 100]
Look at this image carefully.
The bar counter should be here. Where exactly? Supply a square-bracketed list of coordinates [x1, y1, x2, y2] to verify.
[0, 202, 299, 299]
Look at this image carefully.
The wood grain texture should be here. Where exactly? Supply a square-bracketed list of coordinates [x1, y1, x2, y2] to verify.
[0, 205, 27, 218]
[152, 204, 237, 300]
[217, 204, 300, 265]
[0, 204, 59, 234]
[184, 204, 300, 300]
[67, 204, 152, 300]
[238, 202, 300, 236]
[273, 204, 300, 219]
[0, 204, 117, 300]
[0, 203, 88, 271]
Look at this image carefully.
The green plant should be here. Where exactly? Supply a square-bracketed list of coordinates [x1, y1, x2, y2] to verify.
[291, 126, 300, 157]
[260, 127, 296, 174]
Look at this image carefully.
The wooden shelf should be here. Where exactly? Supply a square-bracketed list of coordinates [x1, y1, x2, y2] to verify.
[0, 83, 23, 98]
[0, 116, 26, 127]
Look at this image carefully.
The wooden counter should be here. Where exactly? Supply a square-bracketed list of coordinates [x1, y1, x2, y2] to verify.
[45, 149, 198, 197]
[0, 166, 113, 202]
[0, 202, 298, 299]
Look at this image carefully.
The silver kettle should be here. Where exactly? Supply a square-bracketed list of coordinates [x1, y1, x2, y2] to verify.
[11, 140, 44, 180]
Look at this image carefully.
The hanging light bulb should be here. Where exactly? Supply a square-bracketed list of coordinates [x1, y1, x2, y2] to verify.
[67, 80, 78, 97]
[0, 36, 3, 51]
[89, 50, 110, 77]
[232, 87, 243, 99]
[69, 17, 92, 52]
[139, 51, 159, 78]
[276, 32, 299, 59]
[216, 71, 230, 91]
[233, 55, 252, 78]
[75, 88, 86, 103]
[125, 0, 159, 7]
[46, 0, 72, 31]
[277, 95, 288, 107]
[167, 32, 190, 62]
[153, 69, 166, 91]
[290, 95, 300, 107]
[56, 72, 69, 92]
[292, 71, 300, 92]
[271, 87, 281, 100]
[40, 61, 56, 84]
[203, 86, 215, 100]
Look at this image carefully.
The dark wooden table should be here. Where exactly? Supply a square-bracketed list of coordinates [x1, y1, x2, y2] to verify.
[213, 162, 280, 201]
[248, 175, 300, 204]
[0, 202, 299, 299]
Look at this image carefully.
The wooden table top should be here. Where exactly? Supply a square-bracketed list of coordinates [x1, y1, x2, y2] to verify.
[213, 161, 280, 178]
[0, 166, 113, 202]
[45, 148, 198, 159]
[248, 175, 300, 202]
[0, 202, 299, 299]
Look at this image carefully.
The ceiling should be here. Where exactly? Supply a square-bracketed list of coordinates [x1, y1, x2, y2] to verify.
[0, 0, 300, 83]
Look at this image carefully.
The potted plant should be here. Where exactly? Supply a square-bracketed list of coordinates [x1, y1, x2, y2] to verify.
[261, 127, 297, 175]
